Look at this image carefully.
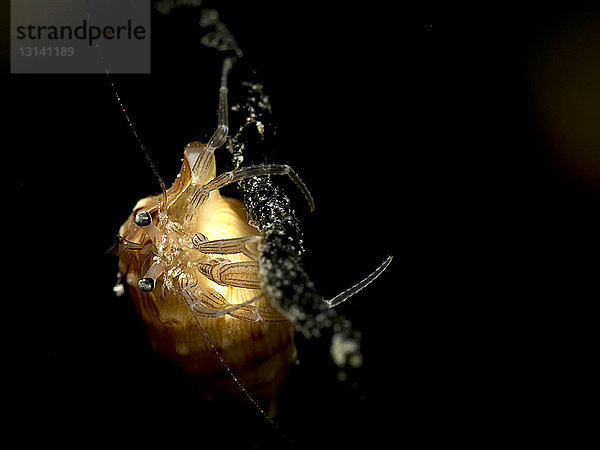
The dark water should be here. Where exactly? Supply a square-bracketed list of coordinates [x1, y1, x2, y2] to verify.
[3, 1, 593, 448]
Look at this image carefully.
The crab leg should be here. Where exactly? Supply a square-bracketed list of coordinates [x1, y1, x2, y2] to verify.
[196, 259, 261, 290]
[116, 237, 153, 255]
[324, 256, 394, 308]
[192, 234, 261, 260]
[179, 282, 264, 319]
[188, 57, 234, 185]
[186, 163, 315, 219]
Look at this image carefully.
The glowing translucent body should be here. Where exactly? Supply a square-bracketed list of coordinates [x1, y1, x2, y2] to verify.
[118, 144, 296, 398]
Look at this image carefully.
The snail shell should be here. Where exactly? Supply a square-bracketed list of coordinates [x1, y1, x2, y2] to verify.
[118, 143, 297, 399]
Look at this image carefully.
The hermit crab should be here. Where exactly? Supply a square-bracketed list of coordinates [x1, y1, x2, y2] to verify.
[116, 15, 392, 407]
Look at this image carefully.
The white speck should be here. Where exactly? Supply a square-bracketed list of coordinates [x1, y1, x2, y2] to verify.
[113, 273, 125, 297]
[113, 283, 125, 297]
[256, 121, 264, 136]
[330, 333, 362, 368]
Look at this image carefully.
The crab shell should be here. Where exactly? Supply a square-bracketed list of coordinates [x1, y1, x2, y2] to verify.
[118, 142, 297, 399]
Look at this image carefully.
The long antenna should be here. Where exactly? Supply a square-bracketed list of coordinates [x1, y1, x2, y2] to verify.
[107, 71, 168, 217]
[195, 319, 295, 448]
[83, 0, 168, 214]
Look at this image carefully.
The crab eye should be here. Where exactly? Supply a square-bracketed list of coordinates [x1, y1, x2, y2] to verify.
[138, 277, 155, 292]
[135, 211, 152, 227]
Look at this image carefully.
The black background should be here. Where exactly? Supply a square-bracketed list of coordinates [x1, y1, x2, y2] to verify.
[2, 1, 595, 448]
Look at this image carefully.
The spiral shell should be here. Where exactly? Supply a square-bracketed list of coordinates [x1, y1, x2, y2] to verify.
[118, 144, 296, 399]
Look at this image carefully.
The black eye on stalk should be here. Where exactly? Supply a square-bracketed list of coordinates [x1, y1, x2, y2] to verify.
[138, 277, 155, 292]
[135, 211, 152, 227]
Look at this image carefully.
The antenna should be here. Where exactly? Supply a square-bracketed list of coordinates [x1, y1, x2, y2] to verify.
[194, 321, 295, 447]
[81, 1, 166, 213]
[107, 72, 168, 218]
